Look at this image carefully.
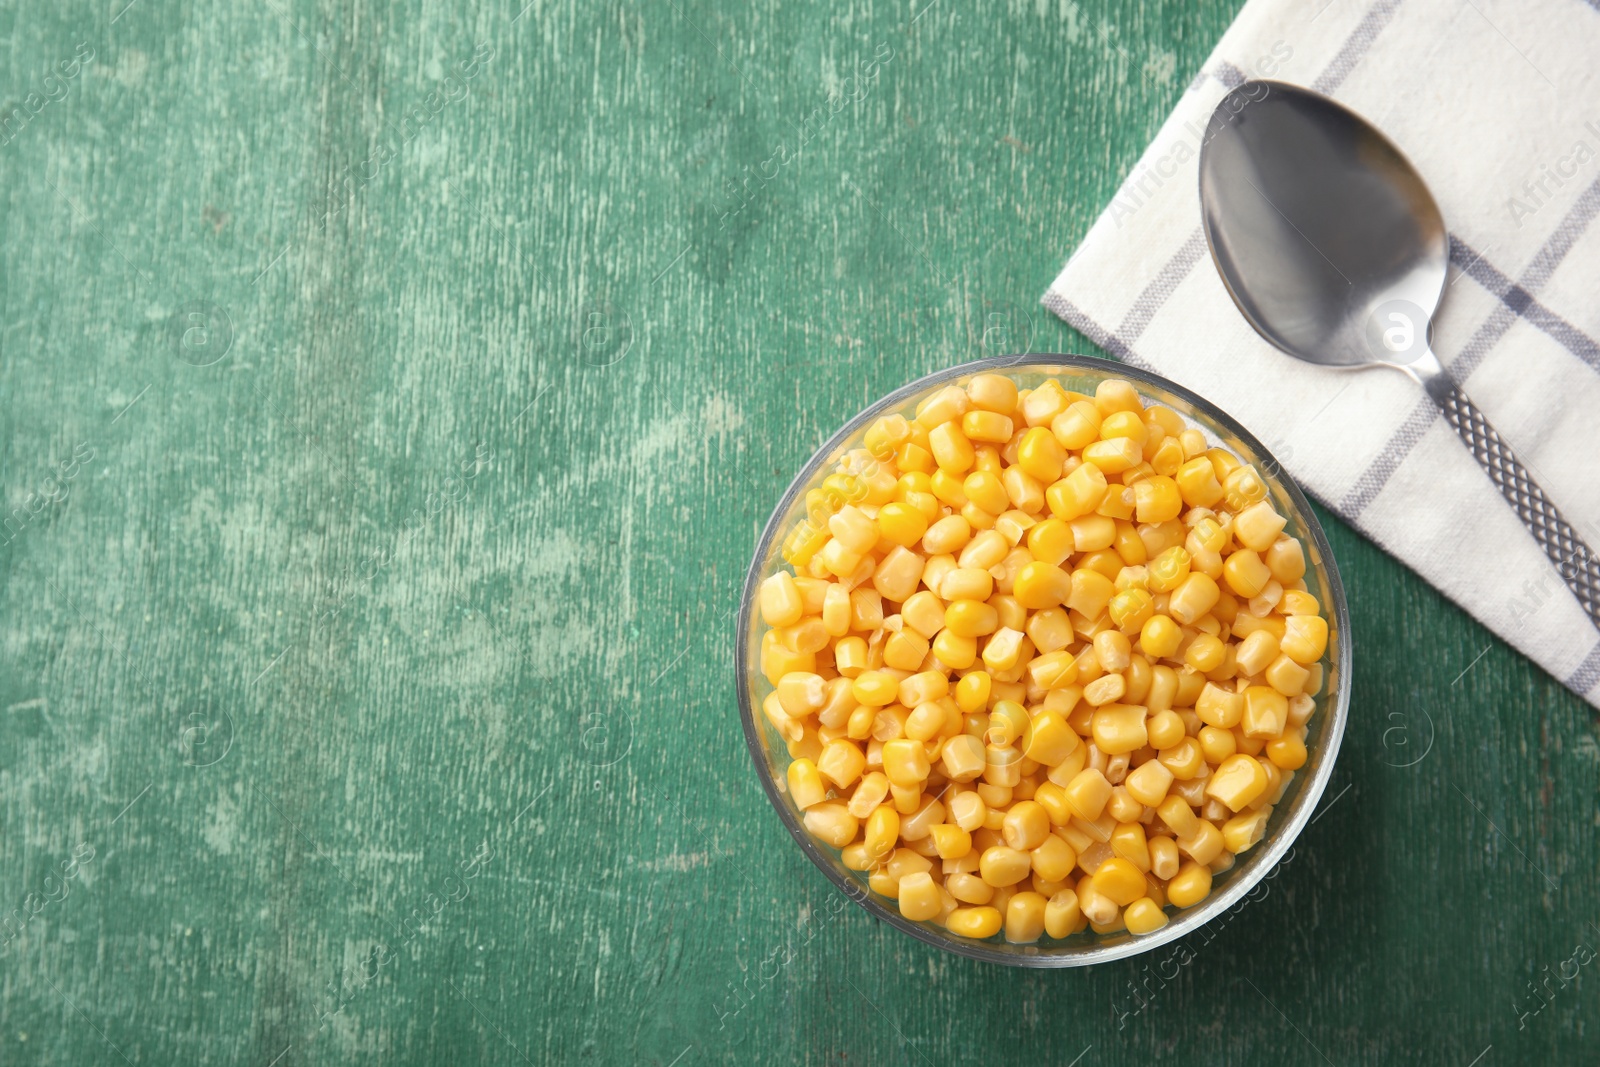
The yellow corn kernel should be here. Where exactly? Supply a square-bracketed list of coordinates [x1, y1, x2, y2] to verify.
[760, 572, 806, 629]
[949, 790, 988, 833]
[980, 628, 1026, 673]
[1003, 891, 1048, 944]
[834, 636, 868, 678]
[1222, 548, 1272, 598]
[985, 700, 1030, 747]
[1168, 572, 1220, 625]
[1124, 759, 1174, 807]
[1147, 545, 1191, 594]
[1016, 426, 1066, 483]
[1133, 475, 1183, 523]
[921, 516, 971, 557]
[902, 700, 945, 742]
[1010, 562, 1068, 612]
[940, 733, 986, 781]
[1020, 380, 1069, 426]
[1150, 435, 1186, 477]
[1123, 897, 1168, 935]
[1178, 818, 1224, 865]
[940, 566, 993, 603]
[828, 505, 879, 555]
[1092, 379, 1141, 417]
[787, 759, 828, 809]
[1095, 484, 1134, 521]
[1031, 782, 1071, 826]
[777, 672, 826, 717]
[1092, 704, 1148, 755]
[952, 671, 991, 713]
[1144, 837, 1177, 883]
[1267, 537, 1306, 583]
[1166, 861, 1212, 908]
[802, 802, 858, 848]
[930, 823, 973, 860]
[1156, 795, 1198, 840]
[1184, 633, 1227, 673]
[1097, 409, 1146, 448]
[1051, 400, 1102, 451]
[1041, 889, 1081, 938]
[1232, 629, 1279, 677]
[877, 503, 929, 549]
[933, 630, 978, 670]
[947, 871, 994, 905]
[1024, 651, 1076, 692]
[1174, 456, 1225, 507]
[1136, 614, 1179, 661]
[864, 804, 900, 861]
[929, 469, 967, 510]
[1023, 519, 1071, 568]
[1281, 588, 1320, 615]
[1206, 754, 1269, 812]
[1242, 686, 1288, 740]
[946, 905, 1003, 939]
[896, 671, 948, 710]
[779, 618, 830, 655]
[818, 739, 867, 789]
[851, 671, 898, 708]
[1233, 499, 1288, 552]
[929, 421, 977, 474]
[979, 846, 1033, 888]
[1265, 653, 1311, 697]
[849, 589, 885, 632]
[1026, 610, 1074, 657]
[1157, 736, 1204, 781]
[1083, 673, 1126, 708]
[847, 772, 891, 819]
[1222, 809, 1271, 854]
[1045, 461, 1108, 522]
[1067, 568, 1116, 618]
[1266, 732, 1307, 770]
[1082, 437, 1143, 474]
[1091, 857, 1146, 906]
[940, 600, 997, 639]
[1197, 724, 1237, 764]
[983, 743, 1022, 788]
[999, 801, 1050, 851]
[1196, 682, 1244, 728]
[966, 372, 1018, 413]
[1023, 711, 1078, 767]
[1281, 614, 1329, 664]
[1145, 704, 1182, 746]
[961, 409, 1013, 444]
[882, 739, 931, 788]
[900, 798, 947, 843]
[1029, 834, 1076, 883]
[1221, 465, 1268, 512]
[901, 591, 946, 641]
[1064, 768, 1114, 821]
[1111, 821, 1151, 872]
[963, 469, 1009, 515]
[893, 871, 941, 921]
[1108, 588, 1155, 633]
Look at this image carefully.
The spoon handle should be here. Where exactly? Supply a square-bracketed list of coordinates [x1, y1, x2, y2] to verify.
[1430, 380, 1600, 628]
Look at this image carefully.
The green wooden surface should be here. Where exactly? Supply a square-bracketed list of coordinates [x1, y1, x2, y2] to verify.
[2, 0, 1597, 1063]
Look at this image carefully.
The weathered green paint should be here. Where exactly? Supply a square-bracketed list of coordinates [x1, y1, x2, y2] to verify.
[1, 0, 1596, 1063]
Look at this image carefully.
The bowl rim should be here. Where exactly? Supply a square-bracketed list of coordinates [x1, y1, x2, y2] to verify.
[734, 352, 1352, 967]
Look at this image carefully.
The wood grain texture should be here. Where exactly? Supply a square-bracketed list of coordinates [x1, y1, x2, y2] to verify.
[1, 0, 1596, 1063]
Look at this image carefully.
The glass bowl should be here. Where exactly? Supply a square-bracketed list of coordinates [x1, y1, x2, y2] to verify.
[734, 354, 1350, 967]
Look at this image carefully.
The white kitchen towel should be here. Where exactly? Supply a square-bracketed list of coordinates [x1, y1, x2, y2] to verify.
[1042, 0, 1600, 709]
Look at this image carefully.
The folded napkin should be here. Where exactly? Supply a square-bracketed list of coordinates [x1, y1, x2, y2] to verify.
[1043, 0, 1600, 709]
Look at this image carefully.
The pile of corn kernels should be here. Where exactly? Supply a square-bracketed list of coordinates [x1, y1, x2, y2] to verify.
[756, 373, 1328, 943]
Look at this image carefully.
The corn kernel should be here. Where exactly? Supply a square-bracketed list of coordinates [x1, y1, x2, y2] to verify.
[787, 759, 828, 809]
[929, 823, 973, 860]
[1166, 861, 1212, 908]
[1195, 682, 1244, 728]
[1133, 475, 1182, 523]
[1233, 499, 1287, 551]
[979, 846, 1033, 887]
[1266, 654, 1311, 697]
[802, 802, 858, 848]
[1016, 427, 1066, 483]
[946, 905, 1003, 939]
[1124, 759, 1174, 807]
[1222, 809, 1270, 853]
[1223, 548, 1272, 598]
[957, 372, 1014, 414]
[1064, 768, 1113, 821]
[1091, 857, 1146, 906]
[882, 739, 931, 788]
[1179, 818, 1224, 865]
[1083, 437, 1143, 473]
[1281, 614, 1328, 664]
[1205, 754, 1269, 811]
[1168, 572, 1220, 624]
[818, 739, 867, 789]
[1242, 686, 1288, 740]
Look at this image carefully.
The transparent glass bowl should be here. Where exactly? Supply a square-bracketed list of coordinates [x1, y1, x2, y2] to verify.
[735, 354, 1350, 967]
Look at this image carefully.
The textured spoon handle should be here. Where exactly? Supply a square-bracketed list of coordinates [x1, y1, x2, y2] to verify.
[1434, 382, 1600, 628]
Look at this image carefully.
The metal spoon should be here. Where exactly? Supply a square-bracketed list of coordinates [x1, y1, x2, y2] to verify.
[1198, 78, 1600, 629]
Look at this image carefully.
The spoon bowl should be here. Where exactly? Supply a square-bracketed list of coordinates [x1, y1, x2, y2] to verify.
[1198, 80, 1448, 371]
